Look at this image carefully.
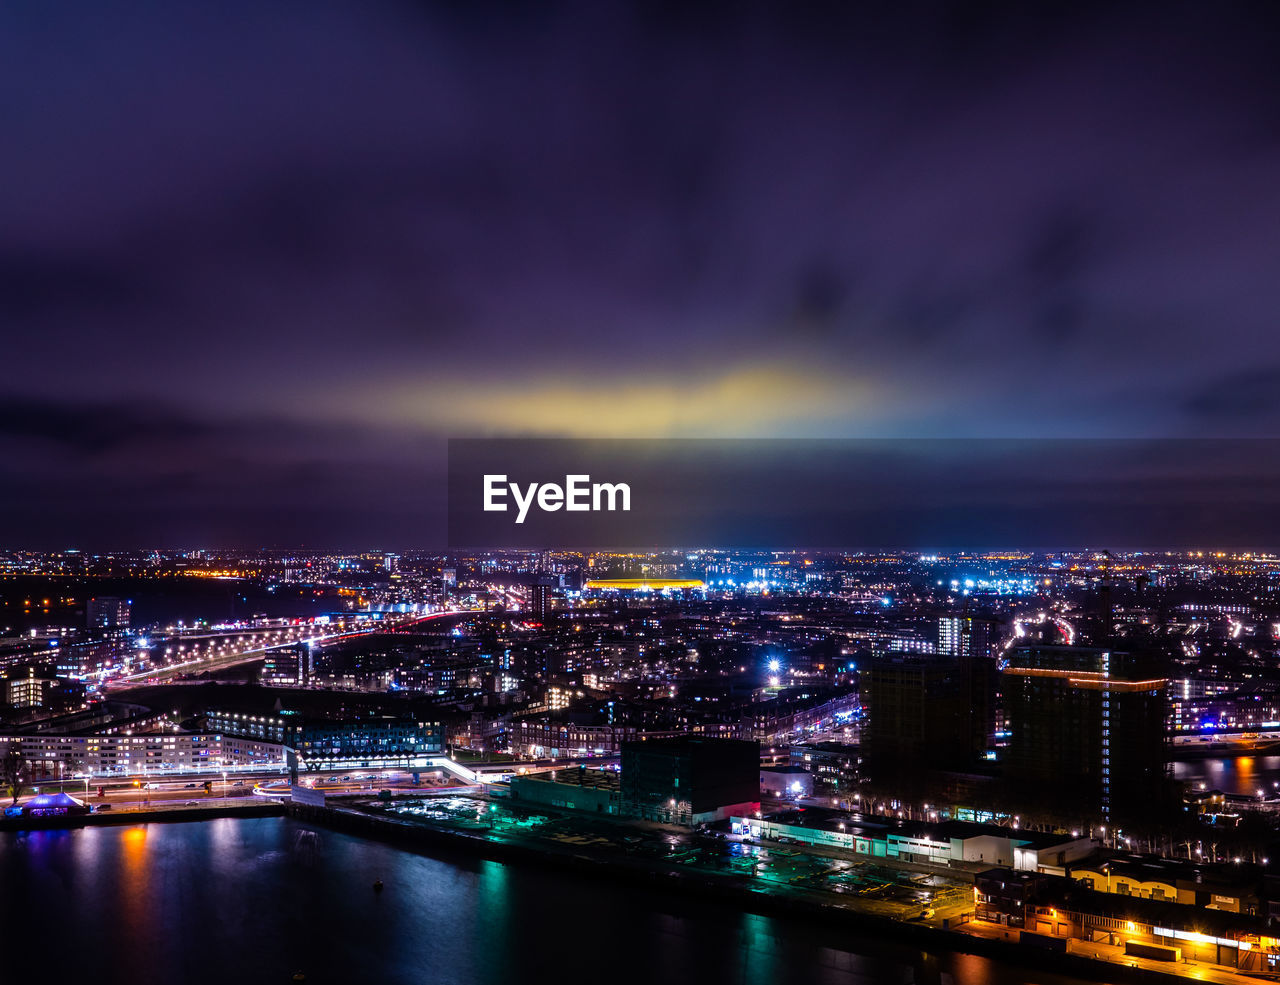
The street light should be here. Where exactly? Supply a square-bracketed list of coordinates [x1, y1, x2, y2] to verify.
[222, 771, 228, 800]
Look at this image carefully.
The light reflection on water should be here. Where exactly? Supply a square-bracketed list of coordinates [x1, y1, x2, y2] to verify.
[1172, 753, 1280, 795]
[0, 817, 1111, 985]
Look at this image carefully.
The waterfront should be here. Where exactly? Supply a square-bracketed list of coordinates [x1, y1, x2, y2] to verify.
[0, 574, 342, 632]
[0, 817, 1112, 985]
[1172, 754, 1280, 797]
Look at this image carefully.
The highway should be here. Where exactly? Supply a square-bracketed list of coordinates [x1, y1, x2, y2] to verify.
[102, 609, 481, 689]
[104, 625, 345, 688]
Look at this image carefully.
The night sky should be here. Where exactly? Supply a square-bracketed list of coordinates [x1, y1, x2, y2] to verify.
[4, 1, 1280, 548]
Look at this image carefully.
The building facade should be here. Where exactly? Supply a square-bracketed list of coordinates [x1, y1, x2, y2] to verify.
[620, 735, 760, 824]
[1003, 645, 1167, 825]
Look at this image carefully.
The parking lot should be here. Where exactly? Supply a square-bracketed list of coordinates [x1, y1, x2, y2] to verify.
[361, 794, 974, 922]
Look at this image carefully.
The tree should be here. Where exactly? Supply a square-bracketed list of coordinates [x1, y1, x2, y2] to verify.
[2, 744, 27, 806]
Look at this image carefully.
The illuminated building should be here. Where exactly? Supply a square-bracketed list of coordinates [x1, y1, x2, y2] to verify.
[938, 613, 1000, 660]
[789, 741, 858, 787]
[0, 732, 261, 775]
[759, 764, 813, 798]
[3, 665, 59, 709]
[0, 660, 85, 712]
[293, 717, 444, 760]
[12, 792, 90, 817]
[734, 810, 1091, 870]
[530, 577, 555, 622]
[86, 596, 130, 629]
[263, 643, 312, 686]
[206, 710, 444, 762]
[1070, 854, 1259, 912]
[1003, 644, 1166, 825]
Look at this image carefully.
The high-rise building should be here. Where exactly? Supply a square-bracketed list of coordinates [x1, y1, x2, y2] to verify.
[1003, 644, 1167, 826]
[862, 655, 983, 782]
[0, 664, 82, 710]
[263, 642, 312, 686]
[939, 616, 965, 657]
[530, 578, 555, 623]
[86, 596, 130, 629]
[4, 667, 53, 708]
[938, 613, 1001, 660]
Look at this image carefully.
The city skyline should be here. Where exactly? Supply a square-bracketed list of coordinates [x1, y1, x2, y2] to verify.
[10, 4, 1280, 983]
[3, 543, 1280, 981]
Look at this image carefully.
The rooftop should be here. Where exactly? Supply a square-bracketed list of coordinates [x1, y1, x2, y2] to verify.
[519, 767, 620, 792]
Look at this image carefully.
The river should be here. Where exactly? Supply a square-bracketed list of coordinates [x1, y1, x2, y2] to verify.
[0, 817, 1117, 985]
[1172, 752, 1280, 797]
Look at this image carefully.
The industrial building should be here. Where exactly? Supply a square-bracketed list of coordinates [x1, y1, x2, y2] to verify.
[731, 808, 1094, 871]
[975, 867, 1275, 973]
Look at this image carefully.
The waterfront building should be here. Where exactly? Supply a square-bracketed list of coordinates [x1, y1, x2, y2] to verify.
[294, 717, 444, 760]
[620, 735, 760, 824]
[1069, 853, 1260, 913]
[507, 766, 620, 814]
[205, 710, 444, 766]
[7, 791, 90, 817]
[731, 809, 1093, 871]
[975, 866, 1276, 972]
[0, 731, 281, 775]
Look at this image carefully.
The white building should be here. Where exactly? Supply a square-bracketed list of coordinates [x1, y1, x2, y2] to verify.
[0, 732, 288, 777]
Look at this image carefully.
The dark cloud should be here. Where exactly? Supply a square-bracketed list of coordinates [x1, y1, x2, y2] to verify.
[1, 0, 1279, 544]
[0, 250, 151, 320]
[0, 397, 447, 548]
[1185, 367, 1280, 422]
[0, 398, 211, 454]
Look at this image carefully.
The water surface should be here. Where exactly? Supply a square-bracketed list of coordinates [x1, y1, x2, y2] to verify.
[0, 817, 1113, 985]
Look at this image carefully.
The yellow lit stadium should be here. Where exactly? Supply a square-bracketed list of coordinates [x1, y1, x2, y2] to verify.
[584, 578, 705, 591]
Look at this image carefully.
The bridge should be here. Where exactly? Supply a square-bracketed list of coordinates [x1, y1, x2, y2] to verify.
[106, 608, 482, 688]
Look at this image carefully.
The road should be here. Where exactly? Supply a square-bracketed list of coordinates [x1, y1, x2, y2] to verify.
[26, 766, 467, 813]
[103, 609, 482, 688]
